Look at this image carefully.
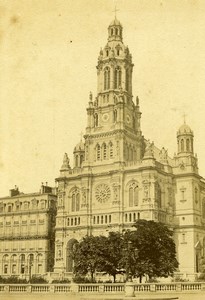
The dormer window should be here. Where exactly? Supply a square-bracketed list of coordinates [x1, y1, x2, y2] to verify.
[115, 28, 118, 35]
[117, 49, 120, 56]
[106, 50, 109, 56]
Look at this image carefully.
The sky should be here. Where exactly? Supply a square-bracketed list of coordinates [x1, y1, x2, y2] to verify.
[1, 0, 205, 196]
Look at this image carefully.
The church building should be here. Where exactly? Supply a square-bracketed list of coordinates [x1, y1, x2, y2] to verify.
[54, 18, 205, 276]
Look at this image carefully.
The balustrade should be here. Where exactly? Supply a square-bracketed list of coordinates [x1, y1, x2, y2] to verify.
[0, 282, 203, 294]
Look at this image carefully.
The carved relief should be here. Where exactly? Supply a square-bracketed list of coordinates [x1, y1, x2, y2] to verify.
[81, 187, 88, 208]
[142, 180, 151, 202]
[112, 184, 120, 205]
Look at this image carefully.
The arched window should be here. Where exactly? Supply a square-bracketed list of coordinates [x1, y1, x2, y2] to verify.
[96, 144, 101, 160]
[102, 143, 107, 160]
[109, 142, 114, 159]
[111, 29, 113, 35]
[186, 139, 190, 152]
[105, 215, 107, 223]
[94, 114, 98, 127]
[3, 255, 9, 274]
[80, 155, 84, 166]
[67, 218, 70, 226]
[181, 139, 184, 152]
[97, 216, 99, 224]
[93, 216, 96, 224]
[71, 218, 73, 226]
[129, 213, 132, 222]
[125, 214, 127, 222]
[71, 194, 75, 212]
[114, 67, 122, 89]
[117, 49, 120, 56]
[71, 189, 80, 212]
[101, 215, 103, 224]
[128, 182, 139, 207]
[11, 255, 17, 274]
[109, 215, 111, 223]
[20, 254, 25, 274]
[115, 28, 118, 35]
[113, 110, 117, 123]
[75, 155, 78, 167]
[36, 254, 43, 274]
[104, 67, 110, 90]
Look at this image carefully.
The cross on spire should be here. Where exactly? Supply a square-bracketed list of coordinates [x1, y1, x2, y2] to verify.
[80, 131, 83, 141]
[183, 113, 187, 124]
[113, 4, 119, 19]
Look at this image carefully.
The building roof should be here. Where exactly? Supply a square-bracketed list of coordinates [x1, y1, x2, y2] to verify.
[109, 18, 122, 27]
[178, 123, 193, 135]
[74, 140, 85, 152]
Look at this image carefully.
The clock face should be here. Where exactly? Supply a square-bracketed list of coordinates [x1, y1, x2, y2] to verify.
[95, 184, 111, 203]
[102, 113, 109, 122]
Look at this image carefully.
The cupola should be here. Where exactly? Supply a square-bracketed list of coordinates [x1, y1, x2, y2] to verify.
[108, 18, 123, 42]
[73, 140, 85, 168]
[177, 122, 194, 154]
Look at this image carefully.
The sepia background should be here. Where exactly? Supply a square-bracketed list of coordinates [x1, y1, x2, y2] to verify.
[1, 0, 205, 196]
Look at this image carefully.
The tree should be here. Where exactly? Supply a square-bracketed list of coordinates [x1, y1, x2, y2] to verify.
[72, 220, 178, 283]
[73, 235, 107, 281]
[128, 220, 179, 281]
[98, 231, 124, 282]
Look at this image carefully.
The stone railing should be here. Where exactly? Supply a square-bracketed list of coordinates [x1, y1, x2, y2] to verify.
[0, 282, 204, 294]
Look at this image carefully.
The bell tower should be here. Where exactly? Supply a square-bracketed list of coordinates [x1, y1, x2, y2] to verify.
[84, 18, 144, 168]
[174, 121, 198, 174]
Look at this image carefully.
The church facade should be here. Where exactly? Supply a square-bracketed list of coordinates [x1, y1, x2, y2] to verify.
[54, 18, 205, 276]
[1, 18, 205, 279]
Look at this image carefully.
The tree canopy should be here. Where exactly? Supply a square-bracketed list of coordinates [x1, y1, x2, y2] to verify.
[128, 220, 179, 281]
[72, 219, 179, 282]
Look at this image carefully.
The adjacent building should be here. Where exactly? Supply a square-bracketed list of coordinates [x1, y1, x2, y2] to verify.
[0, 184, 57, 278]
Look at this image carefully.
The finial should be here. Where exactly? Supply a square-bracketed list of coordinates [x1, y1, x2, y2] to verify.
[183, 113, 187, 124]
[89, 91, 93, 101]
[80, 131, 83, 141]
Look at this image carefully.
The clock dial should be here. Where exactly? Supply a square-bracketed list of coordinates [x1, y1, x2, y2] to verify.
[102, 113, 109, 122]
[95, 184, 111, 203]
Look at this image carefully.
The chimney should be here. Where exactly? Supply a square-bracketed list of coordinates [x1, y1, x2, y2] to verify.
[10, 186, 20, 197]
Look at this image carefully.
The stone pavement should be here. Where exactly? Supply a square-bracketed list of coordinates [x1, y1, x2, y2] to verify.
[1, 293, 205, 300]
